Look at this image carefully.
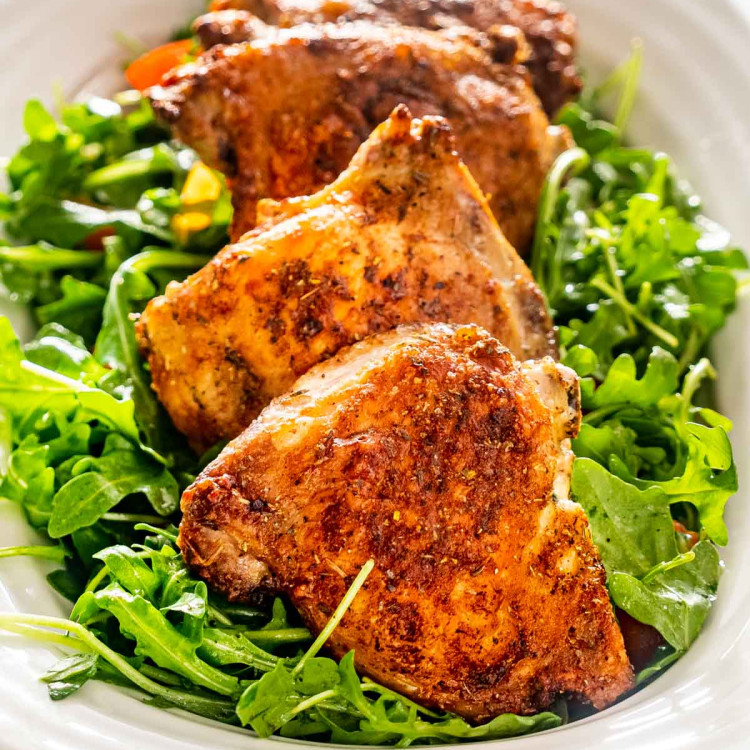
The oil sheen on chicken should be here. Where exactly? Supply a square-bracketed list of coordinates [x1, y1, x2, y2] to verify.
[199, 0, 582, 115]
[179, 323, 634, 721]
[148, 21, 571, 248]
[136, 107, 556, 452]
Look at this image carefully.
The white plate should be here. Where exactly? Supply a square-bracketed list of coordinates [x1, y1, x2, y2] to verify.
[1, 0, 750, 747]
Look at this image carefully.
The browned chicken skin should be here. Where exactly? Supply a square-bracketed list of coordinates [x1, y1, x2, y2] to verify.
[148, 21, 570, 248]
[200, 0, 582, 115]
[137, 108, 555, 452]
[179, 323, 634, 720]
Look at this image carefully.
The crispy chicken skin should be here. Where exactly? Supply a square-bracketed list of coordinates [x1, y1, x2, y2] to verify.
[148, 22, 570, 249]
[136, 108, 555, 452]
[200, 0, 582, 115]
[179, 323, 634, 720]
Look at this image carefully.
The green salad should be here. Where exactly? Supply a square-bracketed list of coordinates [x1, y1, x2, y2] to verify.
[0, 43, 744, 744]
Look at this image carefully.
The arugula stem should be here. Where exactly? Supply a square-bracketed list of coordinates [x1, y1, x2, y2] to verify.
[591, 277, 679, 348]
[113, 31, 149, 57]
[244, 628, 311, 645]
[85, 566, 110, 593]
[101, 513, 169, 525]
[635, 649, 682, 686]
[0, 613, 233, 711]
[642, 550, 696, 584]
[280, 689, 337, 723]
[292, 560, 374, 677]
[81, 612, 112, 628]
[361, 678, 442, 718]
[201, 630, 280, 672]
[646, 154, 670, 204]
[677, 328, 702, 375]
[582, 404, 629, 425]
[84, 160, 166, 192]
[0, 619, 91, 651]
[134, 523, 178, 542]
[680, 358, 715, 423]
[0, 545, 68, 562]
[614, 39, 644, 134]
[531, 148, 591, 293]
[207, 605, 233, 627]
[139, 663, 184, 687]
[592, 56, 630, 102]
[603, 245, 636, 335]
[0, 245, 102, 271]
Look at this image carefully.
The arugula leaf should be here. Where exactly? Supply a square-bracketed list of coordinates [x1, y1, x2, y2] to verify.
[0, 244, 102, 273]
[161, 589, 207, 623]
[0, 438, 56, 527]
[586, 347, 679, 410]
[47, 567, 87, 602]
[573, 421, 664, 478]
[236, 662, 301, 736]
[572, 459, 721, 650]
[611, 425, 736, 545]
[94, 544, 160, 598]
[23, 100, 59, 142]
[94, 250, 207, 457]
[539, 102, 746, 375]
[0, 609, 239, 723]
[635, 645, 680, 686]
[562, 344, 599, 377]
[83, 143, 194, 207]
[12, 198, 174, 248]
[23, 323, 107, 382]
[608, 542, 720, 651]
[570, 346, 737, 546]
[237, 561, 374, 735]
[42, 652, 99, 700]
[48, 434, 179, 538]
[0, 95, 222, 344]
[296, 657, 340, 695]
[35, 277, 107, 345]
[91, 582, 238, 696]
[199, 628, 281, 671]
[572, 458, 675, 575]
[0, 317, 142, 448]
[331, 653, 561, 744]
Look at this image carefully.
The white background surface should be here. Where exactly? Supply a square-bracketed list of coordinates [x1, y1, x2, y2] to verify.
[1, 0, 750, 747]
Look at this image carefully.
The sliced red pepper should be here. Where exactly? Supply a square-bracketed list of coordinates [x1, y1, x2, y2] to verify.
[125, 39, 195, 92]
[673, 520, 700, 550]
[82, 226, 115, 251]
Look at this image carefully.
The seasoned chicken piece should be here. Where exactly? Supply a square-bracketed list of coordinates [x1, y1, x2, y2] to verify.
[195, 9, 274, 46]
[137, 108, 555, 452]
[200, 0, 581, 115]
[149, 22, 571, 249]
[179, 323, 634, 720]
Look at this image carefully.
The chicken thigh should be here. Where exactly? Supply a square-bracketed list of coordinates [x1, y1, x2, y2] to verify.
[148, 21, 570, 248]
[199, 0, 581, 115]
[179, 323, 634, 720]
[136, 107, 555, 452]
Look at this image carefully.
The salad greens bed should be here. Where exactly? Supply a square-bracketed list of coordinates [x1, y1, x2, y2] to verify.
[0, 42, 745, 744]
